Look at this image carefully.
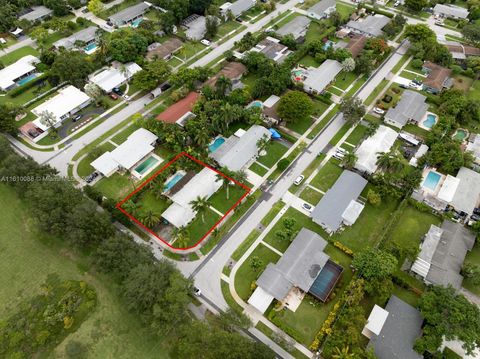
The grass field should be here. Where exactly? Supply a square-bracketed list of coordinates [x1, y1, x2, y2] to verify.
[309, 159, 343, 192]
[286, 116, 314, 135]
[0, 46, 39, 65]
[249, 162, 269, 176]
[308, 105, 339, 139]
[299, 186, 323, 205]
[208, 183, 249, 214]
[257, 141, 288, 168]
[345, 124, 367, 145]
[234, 243, 280, 300]
[0, 184, 170, 358]
[185, 207, 222, 247]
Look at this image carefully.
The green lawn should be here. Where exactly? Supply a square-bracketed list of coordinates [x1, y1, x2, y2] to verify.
[286, 116, 313, 135]
[95, 173, 135, 200]
[468, 80, 480, 100]
[234, 243, 280, 300]
[364, 79, 389, 106]
[462, 242, 480, 296]
[216, 20, 242, 38]
[336, 2, 356, 19]
[0, 82, 54, 107]
[299, 186, 323, 205]
[138, 190, 170, 215]
[263, 207, 325, 253]
[301, 154, 325, 179]
[308, 105, 339, 139]
[184, 207, 222, 247]
[0, 184, 171, 358]
[400, 71, 424, 81]
[268, 244, 353, 346]
[309, 159, 343, 192]
[0, 46, 39, 65]
[208, 184, 249, 214]
[249, 162, 268, 176]
[403, 124, 430, 139]
[311, 99, 330, 118]
[298, 54, 318, 68]
[386, 205, 442, 263]
[257, 141, 288, 168]
[333, 72, 358, 91]
[391, 55, 411, 75]
[345, 124, 367, 145]
[327, 86, 343, 97]
[329, 185, 401, 253]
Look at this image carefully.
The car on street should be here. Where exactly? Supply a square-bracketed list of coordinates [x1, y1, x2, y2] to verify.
[373, 107, 385, 115]
[302, 203, 313, 212]
[294, 175, 304, 185]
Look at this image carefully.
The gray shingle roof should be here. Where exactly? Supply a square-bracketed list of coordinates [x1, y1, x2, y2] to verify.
[276, 16, 311, 40]
[384, 90, 428, 128]
[224, 0, 256, 18]
[346, 14, 390, 37]
[425, 221, 476, 289]
[369, 296, 423, 359]
[303, 59, 342, 94]
[53, 26, 98, 49]
[311, 170, 368, 232]
[307, 0, 336, 17]
[433, 4, 469, 19]
[108, 2, 150, 24]
[19, 6, 52, 22]
[210, 125, 271, 171]
[256, 228, 329, 300]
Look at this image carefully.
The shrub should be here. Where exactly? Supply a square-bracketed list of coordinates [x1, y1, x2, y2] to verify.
[277, 158, 290, 171]
[333, 241, 354, 256]
[411, 58, 423, 69]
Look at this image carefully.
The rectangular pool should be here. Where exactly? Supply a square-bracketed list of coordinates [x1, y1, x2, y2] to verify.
[17, 73, 37, 86]
[134, 156, 159, 175]
[309, 260, 343, 302]
[422, 171, 441, 191]
[164, 171, 185, 191]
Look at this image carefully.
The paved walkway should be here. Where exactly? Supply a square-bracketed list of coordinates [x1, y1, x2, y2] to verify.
[1, 37, 36, 54]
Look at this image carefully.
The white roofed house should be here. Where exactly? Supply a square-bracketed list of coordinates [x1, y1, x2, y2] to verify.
[433, 4, 469, 19]
[53, 26, 99, 52]
[89, 63, 142, 93]
[354, 125, 398, 174]
[220, 0, 256, 19]
[345, 14, 390, 37]
[384, 90, 428, 129]
[28, 86, 91, 141]
[302, 59, 342, 94]
[18, 6, 53, 22]
[107, 2, 151, 27]
[0, 55, 40, 91]
[307, 0, 336, 20]
[161, 168, 222, 228]
[91, 128, 159, 178]
[209, 125, 271, 171]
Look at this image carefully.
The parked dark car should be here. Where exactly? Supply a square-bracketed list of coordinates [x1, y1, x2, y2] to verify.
[113, 87, 124, 96]
[473, 208, 480, 216]
[471, 214, 480, 222]
[72, 114, 82, 122]
[85, 172, 99, 183]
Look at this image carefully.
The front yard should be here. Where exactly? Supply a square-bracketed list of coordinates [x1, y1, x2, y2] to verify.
[256, 141, 289, 168]
[309, 159, 343, 192]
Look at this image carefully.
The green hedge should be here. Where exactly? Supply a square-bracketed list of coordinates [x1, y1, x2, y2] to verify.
[9, 73, 48, 98]
[363, 5, 395, 18]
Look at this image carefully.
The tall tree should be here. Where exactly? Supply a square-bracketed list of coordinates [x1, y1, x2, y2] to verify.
[277, 91, 313, 123]
[340, 97, 365, 124]
[190, 196, 209, 223]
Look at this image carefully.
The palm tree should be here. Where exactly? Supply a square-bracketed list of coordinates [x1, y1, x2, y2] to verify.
[216, 170, 233, 200]
[215, 75, 232, 98]
[256, 134, 270, 154]
[190, 196, 209, 223]
[233, 170, 248, 185]
[342, 152, 357, 169]
[139, 210, 160, 228]
[123, 200, 141, 217]
[376, 151, 394, 172]
[332, 346, 355, 359]
[173, 226, 190, 248]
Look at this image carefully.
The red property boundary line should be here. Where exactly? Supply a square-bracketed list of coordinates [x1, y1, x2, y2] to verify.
[116, 152, 251, 251]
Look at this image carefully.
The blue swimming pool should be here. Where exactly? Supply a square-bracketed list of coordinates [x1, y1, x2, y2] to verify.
[309, 260, 343, 302]
[322, 40, 334, 51]
[164, 172, 185, 191]
[134, 155, 159, 175]
[422, 114, 437, 129]
[131, 18, 143, 27]
[209, 137, 225, 152]
[84, 43, 98, 53]
[17, 73, 37, 86]
[248, 100, 263, 109]
[422, 171, 441, 191]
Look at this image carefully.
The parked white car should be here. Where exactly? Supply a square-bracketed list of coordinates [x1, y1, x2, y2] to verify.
[294, 175, 305, 186]
[408, 82, 423, 90]
[373, 107, 385, 115]
[200, 39, 211, 46]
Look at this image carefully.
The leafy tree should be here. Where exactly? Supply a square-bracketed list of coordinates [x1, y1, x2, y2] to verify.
[462, 24, 480, 45]
[341, 57, 355, 79]
[44, 0, 70, 16]
[367, 189, 381, 206]
[376, 150, 404, 173]
[354, 52, 374, 75]
[205, 15, 218, 40]
[132, 60, 171, 91]
[404, 24, 436, 43]
[353, 248, 398, 281]
[84, 83, 103, 104]
[190, 196, 209, 223]
[340, 97, 365, 124]
[277, 158, 290, 171]
[405, 0, 428, 11]
[250, 256, 263, 271]
[30, 27, 49, 48]
[213, 308, 252, 332]
[169, 67, 210, 90]
[50, 50, 95, 88]
[415, 286, 480, 355]
[173, 226, 190, 248]
[0, 103, 22, 134]
[215, 75, 232, 98]
[277, 91, 313, 123]
[107, 29, 148, 62]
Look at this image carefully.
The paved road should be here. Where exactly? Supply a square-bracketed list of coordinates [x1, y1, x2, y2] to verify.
[189, 0, 303, 68]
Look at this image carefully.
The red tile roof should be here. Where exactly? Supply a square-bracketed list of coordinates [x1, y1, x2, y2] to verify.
[156, 92, 200, 123]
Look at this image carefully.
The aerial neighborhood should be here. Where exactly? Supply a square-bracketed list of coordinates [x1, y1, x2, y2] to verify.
[0, 0, 480, 358]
